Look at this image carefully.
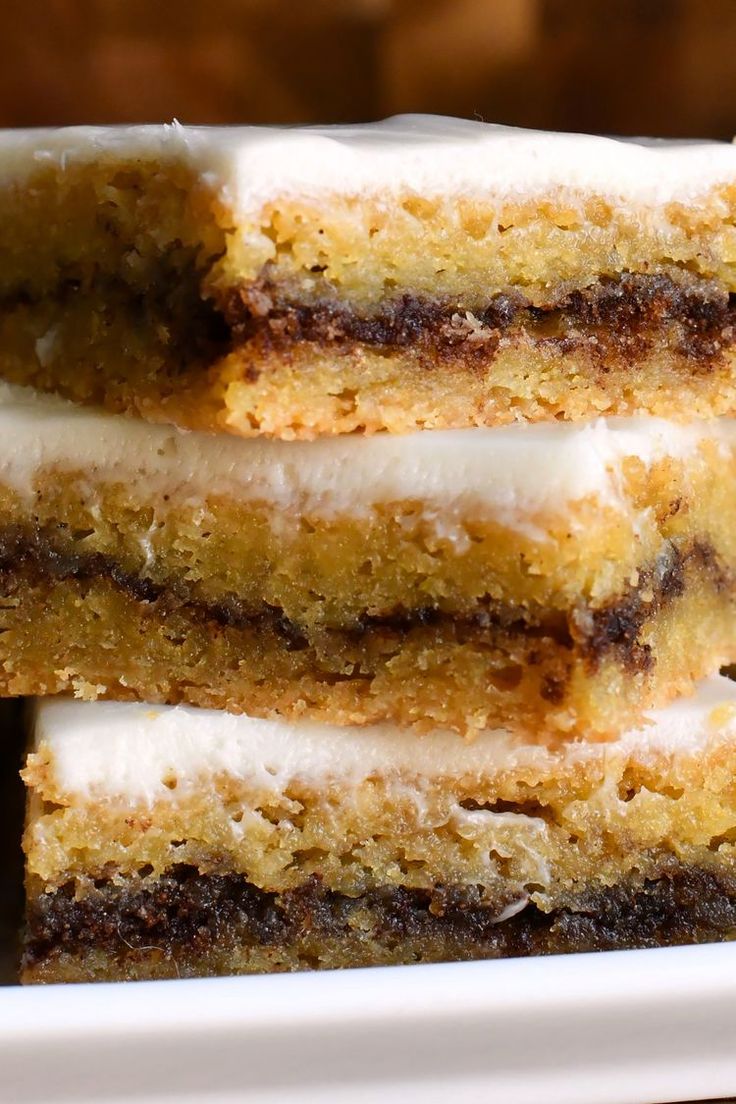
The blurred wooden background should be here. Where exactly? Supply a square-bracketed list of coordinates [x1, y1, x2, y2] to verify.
[1, 0, 736, 137]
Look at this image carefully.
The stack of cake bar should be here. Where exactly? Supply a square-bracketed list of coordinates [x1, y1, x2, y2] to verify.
[4, 117, 736, 982]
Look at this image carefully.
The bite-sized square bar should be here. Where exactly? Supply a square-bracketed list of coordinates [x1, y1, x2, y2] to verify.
[2, 383, 736, 737]
[21, 676, 736, 982]
[2, 118, 736, 438]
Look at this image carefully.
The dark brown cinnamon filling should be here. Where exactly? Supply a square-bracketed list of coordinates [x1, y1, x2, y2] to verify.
[0, 524, 729, 673]
[3, 271, 733, 386]
[23, 861, 736, 968]
[222, 271, 736, 365]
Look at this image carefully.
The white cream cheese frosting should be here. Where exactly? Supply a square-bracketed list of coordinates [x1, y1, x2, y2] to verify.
[0, 382, 730, 532]
[30, 675, 736, 806]
[1, 117, 735, 214]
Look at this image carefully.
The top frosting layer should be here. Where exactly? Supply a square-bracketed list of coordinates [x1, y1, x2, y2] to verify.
[31, 676, 736, 805]
[0, 116, 735, 213]
[0, 382, 731, 532]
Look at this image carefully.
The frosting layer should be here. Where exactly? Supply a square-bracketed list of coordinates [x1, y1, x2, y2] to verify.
[0, 383, 730, 530]
[32, 675, 736, 805]
[2, 117, 736, 213]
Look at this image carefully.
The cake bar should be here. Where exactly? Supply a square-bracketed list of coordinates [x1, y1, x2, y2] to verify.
[1, 118, 736, 438]
[21, 675, 736, 982]
[2, 384, 736, 736]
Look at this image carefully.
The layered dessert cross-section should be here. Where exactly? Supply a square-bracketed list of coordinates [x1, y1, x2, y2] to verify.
[2, 117, 736, 437]
[2, 383, 736, 736]
[21, 675, 736, 983]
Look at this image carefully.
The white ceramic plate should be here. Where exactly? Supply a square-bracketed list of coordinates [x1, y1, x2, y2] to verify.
[1, 943, 735, 1104]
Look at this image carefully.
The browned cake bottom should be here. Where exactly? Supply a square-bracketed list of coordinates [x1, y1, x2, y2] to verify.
[22, 861, 736, 983]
